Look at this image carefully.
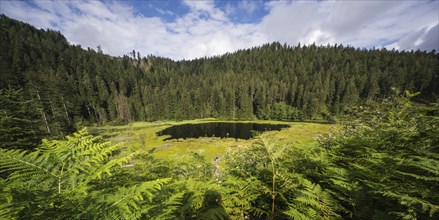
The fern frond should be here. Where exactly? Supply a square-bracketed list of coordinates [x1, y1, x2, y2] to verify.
[197, 207, 229, 220]
[85, 152, 138, 180]
[0, 179, 16, 220]
[288, 177, 342, 220]
[284, 207, 313, 220]
[395, 170, 439, 182]
[379, 190, 439, 217]
[402, 157, 439, 176]
[0, 148, 56, 182]
[95, 178, 171, 219]
[220, 176, 263, 219]
[182, 179, 221, 210]
[148, 192, 185, 220]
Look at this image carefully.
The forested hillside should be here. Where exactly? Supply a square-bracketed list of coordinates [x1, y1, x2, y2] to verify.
[1, 14, 438, 147]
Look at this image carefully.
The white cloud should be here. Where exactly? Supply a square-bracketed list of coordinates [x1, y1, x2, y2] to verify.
[260, 0, 438, 51]
[224, 3, 235, 17]
[418, 24, 439, 51]
[182, 0, 227, 22]
[1, 0, 437, 60]
[261, 1, 320, 45]
[1, 0, 59, 28]
[388, 24, 439, 51]
[239, 0, 257, 14]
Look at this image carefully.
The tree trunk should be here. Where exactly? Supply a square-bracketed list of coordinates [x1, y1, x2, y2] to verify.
[93, 105, 99, 123]
[61, 97, 70, 125]
[40, 108, 50, 133]
[86, 105, 92, 120]
[36, 91, 50, 133]
[48, 98, 56, 116]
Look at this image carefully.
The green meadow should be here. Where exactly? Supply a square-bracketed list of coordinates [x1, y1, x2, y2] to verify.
[89, 119, 339, 160]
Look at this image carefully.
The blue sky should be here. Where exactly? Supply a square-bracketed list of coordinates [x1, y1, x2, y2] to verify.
[1, 0, 438, 60]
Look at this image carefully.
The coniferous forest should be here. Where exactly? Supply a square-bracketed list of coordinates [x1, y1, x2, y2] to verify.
[1, 14, 438, 219]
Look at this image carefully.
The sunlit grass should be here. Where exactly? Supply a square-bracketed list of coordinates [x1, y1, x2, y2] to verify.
[89, 119, 339, 160]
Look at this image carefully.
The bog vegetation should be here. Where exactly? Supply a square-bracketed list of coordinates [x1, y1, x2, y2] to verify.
[1, 15, 438, 219]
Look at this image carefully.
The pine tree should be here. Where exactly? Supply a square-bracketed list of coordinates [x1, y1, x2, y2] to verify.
[0, 89, 45, 149]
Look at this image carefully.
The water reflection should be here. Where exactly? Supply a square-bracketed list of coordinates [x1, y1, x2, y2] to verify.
[157, 122, 289, 140]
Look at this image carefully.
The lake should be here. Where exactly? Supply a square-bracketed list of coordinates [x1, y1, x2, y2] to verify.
[157, 122, 290, 140]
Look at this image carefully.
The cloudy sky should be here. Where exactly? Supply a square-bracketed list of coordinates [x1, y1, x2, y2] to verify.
[1, 0, 438, 60]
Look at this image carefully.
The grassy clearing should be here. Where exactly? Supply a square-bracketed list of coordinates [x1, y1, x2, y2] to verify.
[89, 119, 339, 160]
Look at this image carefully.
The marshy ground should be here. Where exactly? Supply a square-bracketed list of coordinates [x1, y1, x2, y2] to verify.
[90, 119, 339, 160]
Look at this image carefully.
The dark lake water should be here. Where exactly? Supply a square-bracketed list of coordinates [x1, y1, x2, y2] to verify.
[157, 122, 290, 140]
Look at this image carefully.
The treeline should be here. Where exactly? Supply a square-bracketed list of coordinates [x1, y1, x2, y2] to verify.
[1, 15, 438, 147]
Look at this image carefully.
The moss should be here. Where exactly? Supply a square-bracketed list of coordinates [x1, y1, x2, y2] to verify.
[90, 119, 339, 160]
